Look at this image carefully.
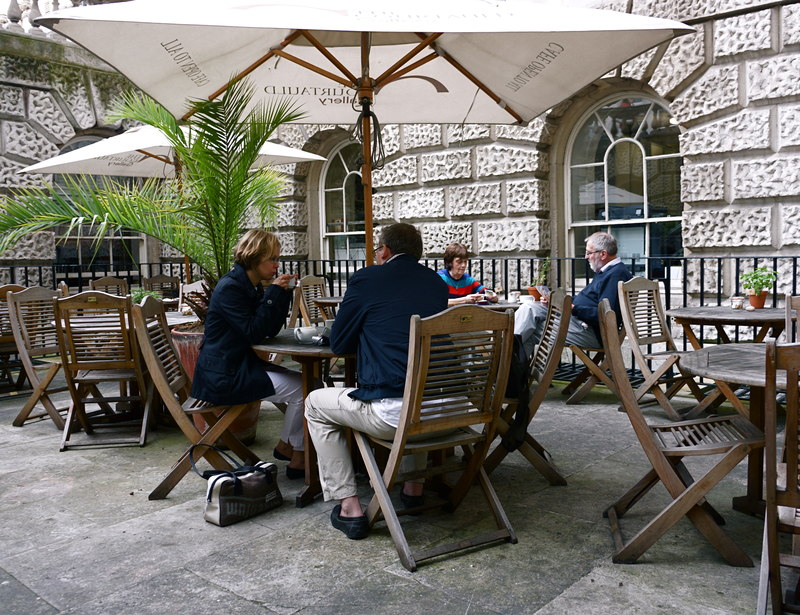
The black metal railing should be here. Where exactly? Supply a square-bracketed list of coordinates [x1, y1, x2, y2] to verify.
[3, 253, 797, 350]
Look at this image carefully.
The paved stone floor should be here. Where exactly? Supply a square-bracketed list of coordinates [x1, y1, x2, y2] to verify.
[0, 377, 766, 614]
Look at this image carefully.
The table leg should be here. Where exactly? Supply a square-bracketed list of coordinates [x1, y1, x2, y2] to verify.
[732, 385, 765, 516]
[296, 356, 323, 508]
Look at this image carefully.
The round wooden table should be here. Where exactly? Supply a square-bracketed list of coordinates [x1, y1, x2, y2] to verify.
[252, 329, 354, 507]
[666, 305, 785, 349]
[680, 343, 776, 516]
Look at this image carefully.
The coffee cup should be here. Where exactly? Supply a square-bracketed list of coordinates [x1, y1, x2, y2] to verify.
[294, 326, 318, 343]
[509, 291, 521, 303]
[323, 318, 336, 336]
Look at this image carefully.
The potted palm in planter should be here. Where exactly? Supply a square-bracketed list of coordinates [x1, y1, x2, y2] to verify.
[740, 266, 778, 309]
[0, 80, 304, 443]
[528, 257, 550, 301]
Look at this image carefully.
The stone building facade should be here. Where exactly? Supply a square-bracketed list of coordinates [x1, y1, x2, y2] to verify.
[1, 0, 799, 292]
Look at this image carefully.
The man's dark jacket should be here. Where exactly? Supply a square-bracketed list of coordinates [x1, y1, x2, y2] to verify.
[191, 263, 290, 404]
[330, 254, 448, 401]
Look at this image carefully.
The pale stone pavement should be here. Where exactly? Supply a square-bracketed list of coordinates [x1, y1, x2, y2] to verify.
[0, 376, 766, 614]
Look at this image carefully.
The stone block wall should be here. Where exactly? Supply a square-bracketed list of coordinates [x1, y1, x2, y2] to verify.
[647, 1, 800, 254]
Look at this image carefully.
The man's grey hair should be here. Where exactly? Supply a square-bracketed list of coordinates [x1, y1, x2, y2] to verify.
[586, 232, 618, 256]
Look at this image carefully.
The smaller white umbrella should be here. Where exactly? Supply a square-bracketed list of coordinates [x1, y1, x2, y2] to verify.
[20, 124, 325, 178]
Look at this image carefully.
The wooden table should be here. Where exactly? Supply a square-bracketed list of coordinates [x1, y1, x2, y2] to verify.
[252, 329, 354, 507]
[680, 343, 776, 516]
[313, 296, 342, 314]
[315, 296, 521, 313]
[666, 306, 785, 350]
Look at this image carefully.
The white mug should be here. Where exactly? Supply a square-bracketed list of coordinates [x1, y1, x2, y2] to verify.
[509, 291, 521, 303]
[294, 326, 318, 343]
[323, 318, 336, 336]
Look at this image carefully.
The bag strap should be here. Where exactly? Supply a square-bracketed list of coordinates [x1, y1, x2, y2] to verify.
[188, 443, 243, 479]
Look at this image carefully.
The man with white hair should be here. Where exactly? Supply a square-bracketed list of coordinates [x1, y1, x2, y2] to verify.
[514, 231, 632, 356]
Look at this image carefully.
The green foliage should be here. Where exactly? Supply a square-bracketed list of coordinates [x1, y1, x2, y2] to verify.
[532, 257, 550, 286]
[0, 79, 304, 319]
[131, 288, 161, 304]
[740, 266, 777, 294]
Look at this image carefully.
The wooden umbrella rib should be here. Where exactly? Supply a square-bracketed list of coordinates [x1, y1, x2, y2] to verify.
[271, 50, 354, 87]
[135, 149, 173, 166]
[374, 32, 442, 86]
[182, 30, 303, 120]
[298, 29, 358, 85]
[376, 52, 439, 89]
[414, 33, 523, 124]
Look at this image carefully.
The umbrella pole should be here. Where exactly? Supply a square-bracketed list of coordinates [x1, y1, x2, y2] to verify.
[359, 96, 375, 266]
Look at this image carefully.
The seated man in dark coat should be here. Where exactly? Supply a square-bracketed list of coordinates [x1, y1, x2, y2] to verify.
[514, 232, 632, 356]
[305, 223, 449, 539]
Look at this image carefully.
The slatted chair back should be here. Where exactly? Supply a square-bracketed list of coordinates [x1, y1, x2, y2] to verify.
[297, 275, 331, 325]
[143, 274, 180, 297]
[132, 296, 259, 499]
[8, 286, 70, 427]
[54, 291, 149, 449]
[618, 277, 711, 420]
[758, 340, 800, 614]
[89, 276, 129, 296]
[0, 284, 26, 348]
[599, 299, 764, 567]
[352, 305, 516, 571]
[0, 284, 28, 389]
[784, 294, 800, 343]
[483, 289, 572, 484]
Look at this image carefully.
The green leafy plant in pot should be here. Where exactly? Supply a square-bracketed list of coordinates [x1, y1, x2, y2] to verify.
[528, 257, 550, 301]
[740, 266, 777, 309]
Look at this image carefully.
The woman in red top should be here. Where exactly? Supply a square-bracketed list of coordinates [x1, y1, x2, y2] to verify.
[436, 242, 498, 306]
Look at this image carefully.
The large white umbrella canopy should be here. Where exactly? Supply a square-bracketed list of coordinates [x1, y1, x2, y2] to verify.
[37, 0, 693, 261]
[19, 125, 325, 178]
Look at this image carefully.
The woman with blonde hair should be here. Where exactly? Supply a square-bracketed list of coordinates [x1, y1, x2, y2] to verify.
[192, 229, 306, 478]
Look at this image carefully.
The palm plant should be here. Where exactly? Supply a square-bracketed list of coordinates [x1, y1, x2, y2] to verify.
[0, 79, 304, 320]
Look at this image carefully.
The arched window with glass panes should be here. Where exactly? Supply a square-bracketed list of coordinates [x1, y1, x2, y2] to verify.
[320, 142, 366, 262]
[567, 96, 682, 277]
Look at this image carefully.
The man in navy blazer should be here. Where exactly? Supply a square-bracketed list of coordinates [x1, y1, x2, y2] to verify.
[514, 232, 632, 356]
[305, 223, 448, 539]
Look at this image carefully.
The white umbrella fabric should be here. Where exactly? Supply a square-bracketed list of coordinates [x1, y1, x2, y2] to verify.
[20, 125, 325, 178]
[37, 0, 693, 261]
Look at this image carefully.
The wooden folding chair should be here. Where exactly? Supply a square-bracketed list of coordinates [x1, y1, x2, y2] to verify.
[599, 299, 764, 566]
[785, 294, 800, 343]
[142, 274, 180, 310]
[9, 286, 71, 429]
[297, 274, 333, 325]
[0, 284, 27, 389]
[57, 281, 70, 297]
[352, 305, 517, 571]
[561, 337, 620, 404]
[55, 291, 150, 450]
[89, 276, 129, 296]
[618, 277, 719, 420]
[131, 296, 260, 500]
[757, 340, 800, 615]
[484, 289, 572, 485]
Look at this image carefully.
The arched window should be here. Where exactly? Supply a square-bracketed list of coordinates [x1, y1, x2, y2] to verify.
[320, 142, 365, 261]
[567, 96, 682, 275]
[53, 134, 144, 272]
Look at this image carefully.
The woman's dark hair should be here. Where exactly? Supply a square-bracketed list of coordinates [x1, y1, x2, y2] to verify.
[443, 242, 469, 270]
[380, 223, 423, 260]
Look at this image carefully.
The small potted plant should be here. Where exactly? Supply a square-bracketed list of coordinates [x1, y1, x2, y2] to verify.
[528, 257, 550, 301]
[740, 266, 777, 309]
[131, 288, 161, 304]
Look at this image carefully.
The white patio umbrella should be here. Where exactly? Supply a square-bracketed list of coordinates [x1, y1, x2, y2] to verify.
[20, 124, 325, 178]
[37, 0, 693, 262]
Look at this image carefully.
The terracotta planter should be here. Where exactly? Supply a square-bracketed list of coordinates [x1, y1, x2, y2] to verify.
[171, 326, 260, 446]
[528, 286, 542, 301]
[747, 290, 769, 309]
